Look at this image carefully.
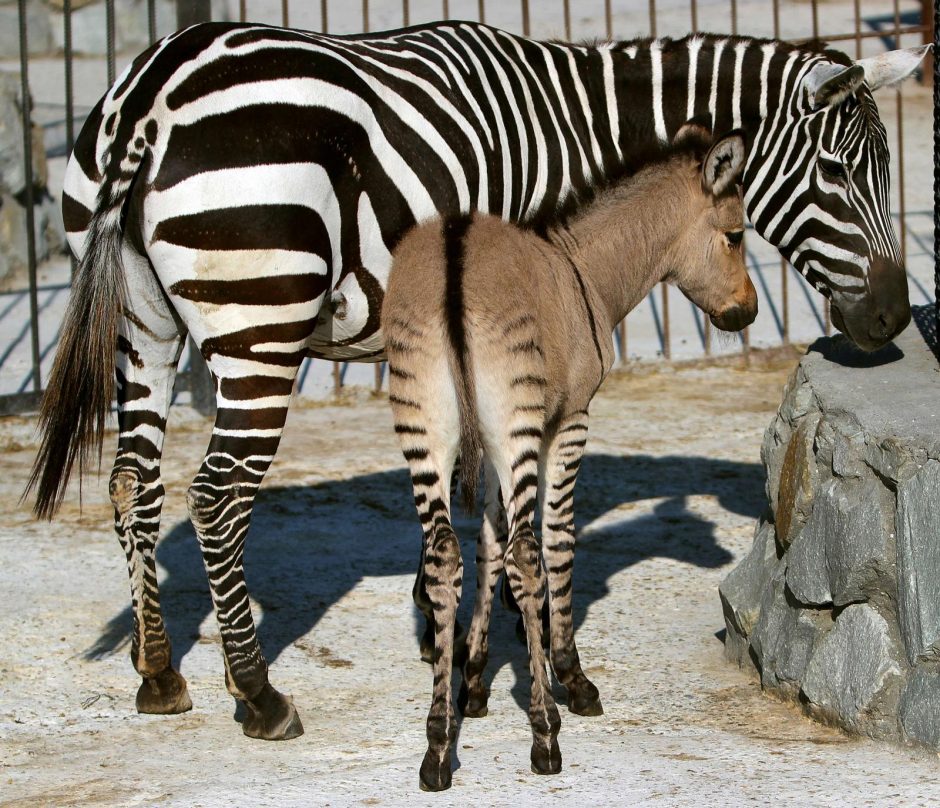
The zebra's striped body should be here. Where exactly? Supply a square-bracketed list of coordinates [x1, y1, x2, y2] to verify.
[31, 21, 926, 739]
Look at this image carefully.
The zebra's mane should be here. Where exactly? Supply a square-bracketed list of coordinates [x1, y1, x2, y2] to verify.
[522, 122, 723, 237]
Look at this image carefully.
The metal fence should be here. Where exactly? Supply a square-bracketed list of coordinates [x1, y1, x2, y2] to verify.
[1, 0, 934, 415]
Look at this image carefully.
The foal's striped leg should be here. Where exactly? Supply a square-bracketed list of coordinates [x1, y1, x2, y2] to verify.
[542, 413, 602, 716]
[458, 458, 507, 718]
[387, 323, 462, 792]
[109, 249, 190, 715]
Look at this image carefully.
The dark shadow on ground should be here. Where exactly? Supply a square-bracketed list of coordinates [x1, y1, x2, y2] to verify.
[87, 452, 764, 710]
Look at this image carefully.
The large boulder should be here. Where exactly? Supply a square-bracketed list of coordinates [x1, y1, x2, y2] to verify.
[722, 310, 940, 750]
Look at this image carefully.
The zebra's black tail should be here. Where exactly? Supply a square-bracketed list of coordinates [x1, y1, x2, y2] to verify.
[25, 197, 128, 519]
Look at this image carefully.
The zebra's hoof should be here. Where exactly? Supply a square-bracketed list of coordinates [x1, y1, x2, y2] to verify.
[457, 681, 489, 718]
[568, 682, 604, 717]
[242, 683, 304, 741]
[418, 748, 452, 791]
[530, 737, 562, 775]
[136, 668, 193, 715]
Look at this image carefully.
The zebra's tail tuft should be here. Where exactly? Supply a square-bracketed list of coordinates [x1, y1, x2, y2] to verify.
[25, 203, 128, 519]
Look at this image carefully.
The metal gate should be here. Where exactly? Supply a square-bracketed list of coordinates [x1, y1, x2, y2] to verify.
[1, 0, 934, 415]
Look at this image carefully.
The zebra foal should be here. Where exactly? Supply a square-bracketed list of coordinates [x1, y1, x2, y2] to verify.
[384, 125, 753, 791]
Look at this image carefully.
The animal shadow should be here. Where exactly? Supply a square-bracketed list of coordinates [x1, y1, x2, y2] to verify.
[86, 453, 763, 712]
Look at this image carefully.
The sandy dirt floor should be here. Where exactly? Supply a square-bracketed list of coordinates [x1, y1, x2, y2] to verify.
[2, 352, 939, 807]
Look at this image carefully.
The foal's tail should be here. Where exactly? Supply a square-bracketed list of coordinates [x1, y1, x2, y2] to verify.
[25, 187, 131, 519]
[442, 215, 483, 514]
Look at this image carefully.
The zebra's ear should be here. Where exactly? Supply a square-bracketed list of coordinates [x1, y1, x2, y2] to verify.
[803, 62, 865, 109]
[856, 44, 931, 91]
[701, 130, 746, 197]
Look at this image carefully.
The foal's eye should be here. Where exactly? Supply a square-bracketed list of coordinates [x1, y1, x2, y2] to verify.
[725, 230, 744, 247]
[819, 157, 848, 182]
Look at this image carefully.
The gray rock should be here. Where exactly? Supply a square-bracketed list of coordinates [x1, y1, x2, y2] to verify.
[773, 414, 821, 551]
[785, 483, 834, 606]
[896, 459, 940, 665]
[719, 515, 778, 665]
[801, 604, 901, 731]
[899, 669, 940, 748]
[749, 565, 823, 693]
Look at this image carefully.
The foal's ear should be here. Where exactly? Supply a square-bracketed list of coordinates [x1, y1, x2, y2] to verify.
[673, 118, 712, 146]
[701, 131, 746, 196]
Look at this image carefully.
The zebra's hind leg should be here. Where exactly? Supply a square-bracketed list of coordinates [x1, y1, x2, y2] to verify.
[458, 458, 507, 718]
[110, 251, 190, 715]
[542, 413, 602, 717]
[186, 368, 303, 741]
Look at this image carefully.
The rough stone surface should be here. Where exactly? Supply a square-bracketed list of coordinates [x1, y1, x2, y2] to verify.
[896, 459, 940, 665]
[721, 317, 940, 751]
[801, 604, 902, 732]
[899, 669, 940, 748]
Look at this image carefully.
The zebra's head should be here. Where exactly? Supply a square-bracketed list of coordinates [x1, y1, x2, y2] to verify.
[744, 44, 929, 351]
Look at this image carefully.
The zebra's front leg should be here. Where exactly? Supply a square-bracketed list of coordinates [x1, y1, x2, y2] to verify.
[542, 414, 602, 716]
[111, 270, 190, 715]
[459, 458, 507, 718]
[188, 371, 303, 741]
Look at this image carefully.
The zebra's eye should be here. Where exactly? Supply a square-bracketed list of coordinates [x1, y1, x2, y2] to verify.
[819, 157, 848, 182]
[725, 230, 744, 247]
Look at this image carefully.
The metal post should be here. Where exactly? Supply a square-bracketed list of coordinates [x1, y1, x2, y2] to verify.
[690, 0, 698, 34]
[177, 0, 211, 27]
[617, 321, 627, 364]
[648, 0, 656, 38]
[605, 0, 612, 39]
[521, 0, 530, 37]
[364, 0, 370, 31]
[561, 0, 569, 40]
[894, 0, 907, 267]
[147, 0, 157, 44]
[922, 0, 934, 86]
[703, 314, 711, 356]
[403, 0, 409, 27]
[321, 0, 328, 33]
[64, 0, 77, 278]
[333, 362, 341, 396]
[18, 0, 41, 393]
[478, 0, 484, 24]
[661, 284, 670, 360]
[935, 0, 939, 335]
[106, 0, 115, 86]
[239, 0, 247, 22]
[281, 0, 289, 27]
[374, 362, 383, 393]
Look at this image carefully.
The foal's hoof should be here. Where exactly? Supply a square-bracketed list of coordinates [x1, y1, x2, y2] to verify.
[568, 683, 604, 717]
[419, 748, 452, 791]
[136, 668, 193, 715]
[457, 681, 489, 718]
[530, 737, 562, 775]
[242, 683, 304, 740]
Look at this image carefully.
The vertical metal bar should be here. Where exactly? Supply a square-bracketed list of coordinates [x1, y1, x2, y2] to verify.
[63, 0, 74, 157]
[922, 0, 934, 87]
[772, 0, 780, 40]
[730, 0, 737, 35]
[520, 0, 529, 37]
[374, 362, 383, 393]
[403, 0, 409, 27]
[562, 0, 569, 40]
[18, 0, 41, 392]
[281, 0, 289, 26]
[648, 0, 656, 38]
[852, 0, 862, 59]
[811, 0, 819, 40]
[617, 322, 627, 364]
[321, 0, 328, 33]
[478, 0, 484, 24]
[363, 0, 370, 31]
[690, 0, 698, 34]
[824, 299, 831, 336]
[742, 325, 750, 363]
[605, 0, 612, 39]
[333, 362, 341, 396]
[893, 0, 907, 267]
[661, 284, 670, 360]
[239, 0, 247, 22]
[781, 257, 789, 343]
[106, 0, 116, 86]
[147, 0, 157, 44]
[703, 315, 711, 356]
[935, 0, 939, 336]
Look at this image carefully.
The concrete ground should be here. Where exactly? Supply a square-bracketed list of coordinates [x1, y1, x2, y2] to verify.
[2, 353, 938, 807]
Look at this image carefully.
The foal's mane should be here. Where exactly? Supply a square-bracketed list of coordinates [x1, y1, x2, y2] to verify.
[522, 125, 717, 237]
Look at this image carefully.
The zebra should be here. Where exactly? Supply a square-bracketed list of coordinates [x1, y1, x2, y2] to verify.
[27, 21, 928, 741]
[385, 124, 750, 789]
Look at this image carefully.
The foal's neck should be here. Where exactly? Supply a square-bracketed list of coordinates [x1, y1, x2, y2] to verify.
[547, 166, 692, 333]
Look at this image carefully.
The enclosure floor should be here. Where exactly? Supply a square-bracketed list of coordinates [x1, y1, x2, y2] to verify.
[2, 354, 938, 807]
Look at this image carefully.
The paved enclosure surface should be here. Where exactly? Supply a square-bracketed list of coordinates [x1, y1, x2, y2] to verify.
[2, 354, 938, 807]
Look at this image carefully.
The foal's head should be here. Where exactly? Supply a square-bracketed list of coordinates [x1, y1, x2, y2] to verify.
[664, 125, 757, 333]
